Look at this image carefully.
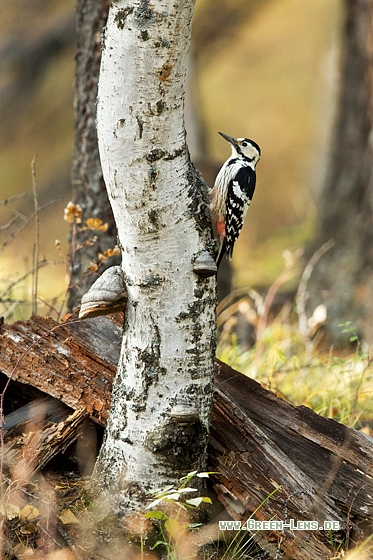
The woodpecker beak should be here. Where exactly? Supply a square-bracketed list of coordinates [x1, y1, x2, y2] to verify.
[218, 131, 239, 149]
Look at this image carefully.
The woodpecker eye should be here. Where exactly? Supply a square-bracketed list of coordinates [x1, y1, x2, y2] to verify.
[241, 141, 248, 147]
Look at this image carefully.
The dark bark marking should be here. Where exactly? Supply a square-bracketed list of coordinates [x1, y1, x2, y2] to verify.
[146, 145, 185, 163]
[114, 7, 134, 30]
[136, 115, 144, 139]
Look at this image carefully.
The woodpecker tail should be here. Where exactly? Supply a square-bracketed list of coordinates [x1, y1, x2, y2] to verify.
[216, 240, 227, 269]
[214, 219, 227, 270]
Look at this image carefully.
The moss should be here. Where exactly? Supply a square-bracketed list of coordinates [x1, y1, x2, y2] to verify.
[175, 287, 216, 376]
[194, 286, 204, 299]
[128, 321, 166, 408]
[124, 274, 134, 286]
[154, 37, 170, 49]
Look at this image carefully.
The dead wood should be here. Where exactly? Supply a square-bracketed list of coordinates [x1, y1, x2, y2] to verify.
[212, 359, 373, 558]
[0, 313, 122, 425]
[0, 315, 373, 558]
[3, 400, 89, 477]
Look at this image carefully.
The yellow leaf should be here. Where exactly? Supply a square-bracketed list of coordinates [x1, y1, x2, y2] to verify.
[165, 517, 181, 540]
[86, 217, 101, 229]
[102, 246, 121, 258]
[86, 217, 108, 231]
[87, 261, 99, 272]
[20, 522, 38, 535]
[6, 504, 20, 520]
[360, 426, 371, 436]
[58, 508, 80, 525]
[19, 504, 39, 522]
[63, 202, 83, 224]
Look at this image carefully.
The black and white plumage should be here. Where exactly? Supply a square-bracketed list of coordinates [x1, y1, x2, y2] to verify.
[210, 132, 261, 267]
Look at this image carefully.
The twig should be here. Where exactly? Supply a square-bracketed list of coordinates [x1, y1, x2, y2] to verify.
[296, 239, 335, 356]
[4, 475, 52, 505]
[217, 287, 262, 317]
[0, 198, 65, 257]
[256, 269, 296, 344]
[0, 258, 65, 300]
[0, 217, 18, 231]
[31, 155, 40, 316]
[216, 287, 263, 329]
[0, 192, 28, 206]
[37, 295, 62, 316]
[0, 302, 20, 319]
[8, 206, 28, 221]
[56, 222, 79, 322]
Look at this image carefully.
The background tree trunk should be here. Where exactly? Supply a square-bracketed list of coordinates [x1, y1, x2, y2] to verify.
[67, 0, 279, 311]
[68, 0, 119, 311]
[308, 0, 373, 345]
[90, 0, 216, 512]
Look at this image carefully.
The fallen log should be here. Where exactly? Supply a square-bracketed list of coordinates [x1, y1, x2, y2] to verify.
[212, 360, 373, 558]
[0, 313, 122, 424]
[0, 314, 372, 558]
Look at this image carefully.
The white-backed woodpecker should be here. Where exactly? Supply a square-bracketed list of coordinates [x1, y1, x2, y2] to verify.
[210, 131, 261, 267]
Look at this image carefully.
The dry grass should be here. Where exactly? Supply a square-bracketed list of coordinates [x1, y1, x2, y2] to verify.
[217, 289, 373, 431]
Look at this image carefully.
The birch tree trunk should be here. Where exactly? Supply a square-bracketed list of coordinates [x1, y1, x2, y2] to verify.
[91, 0, 216, 512]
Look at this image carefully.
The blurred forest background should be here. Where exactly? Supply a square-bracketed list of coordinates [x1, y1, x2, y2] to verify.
[0, 0, 342, 317]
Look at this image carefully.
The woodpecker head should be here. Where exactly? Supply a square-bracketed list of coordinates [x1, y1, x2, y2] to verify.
[219, 131, 261, 165]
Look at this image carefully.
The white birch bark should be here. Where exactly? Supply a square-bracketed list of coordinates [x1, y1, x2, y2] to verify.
[92, 0, 216, 511]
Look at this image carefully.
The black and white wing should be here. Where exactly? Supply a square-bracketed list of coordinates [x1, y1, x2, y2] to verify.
[225, 166, 256, 259]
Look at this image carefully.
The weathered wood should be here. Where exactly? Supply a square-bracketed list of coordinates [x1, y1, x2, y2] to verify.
[212, 360, 373, 558]
[0, 313, 122, 425]
[3, 396, 71, 435]
[3, 397, 89, 476]
[1, 316, 373, 558]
